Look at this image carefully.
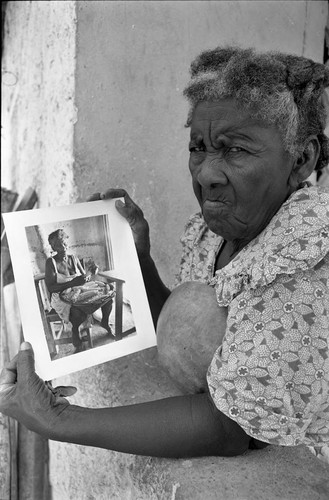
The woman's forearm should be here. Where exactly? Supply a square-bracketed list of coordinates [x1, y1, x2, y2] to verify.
[53, 393, 250, 458]
[138, 254, 171, 327]
[46, 279, 78, 294]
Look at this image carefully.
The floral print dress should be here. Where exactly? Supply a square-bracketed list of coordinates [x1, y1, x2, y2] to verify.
[176, 185, 329, 463]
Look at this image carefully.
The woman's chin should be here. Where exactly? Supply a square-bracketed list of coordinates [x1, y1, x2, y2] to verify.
[204, 217, 231, 239]
[203, 212, 247, 240]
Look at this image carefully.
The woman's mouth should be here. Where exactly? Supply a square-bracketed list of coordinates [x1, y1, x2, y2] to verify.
[202, 199, 228, 210]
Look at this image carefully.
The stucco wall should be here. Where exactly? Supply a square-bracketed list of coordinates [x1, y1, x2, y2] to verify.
[1, 0, 77, 207]
[73, 0, 327, 286]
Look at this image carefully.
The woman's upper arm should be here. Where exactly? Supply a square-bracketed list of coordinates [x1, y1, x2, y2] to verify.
[45, 258, 56, 290]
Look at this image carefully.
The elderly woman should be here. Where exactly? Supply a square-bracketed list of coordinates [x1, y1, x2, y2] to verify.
[45, 229, 115, 352]
[0, 47, 328, 462]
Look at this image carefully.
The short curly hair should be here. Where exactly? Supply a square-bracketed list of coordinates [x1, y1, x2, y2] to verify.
[48, 229, 68, 248]
[183, 46, 329, 171]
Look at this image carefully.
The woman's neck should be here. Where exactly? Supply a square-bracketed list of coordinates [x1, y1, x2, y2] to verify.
[215, 240, 240, 271]
[55, 252, 68, 262]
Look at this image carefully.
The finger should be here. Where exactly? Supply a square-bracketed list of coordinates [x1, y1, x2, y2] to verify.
[87, 192, 101, 202]
[45, 381, 77, 398]
[53, 386, 77, 397]
[115, 200, 135, 221]
[113, 189, 141, 214]
[54, 397, 70, 405]
[100, 188, 127, 200]
[117, 190, 137, 209]
[101, 189, 140, 216]
[115, 201, 143, 228]
[17, 342, 35, 381]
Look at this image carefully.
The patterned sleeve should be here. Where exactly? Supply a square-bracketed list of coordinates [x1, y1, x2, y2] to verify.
[207, 263, 329, 448]
[174, 212, 204, 286]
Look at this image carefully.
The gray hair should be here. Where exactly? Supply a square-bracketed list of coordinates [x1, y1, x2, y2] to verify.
[183, 46, 329, 170]
[48, 229, 68, 248]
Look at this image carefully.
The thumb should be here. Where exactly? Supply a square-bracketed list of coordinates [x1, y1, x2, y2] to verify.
[115, 199, 127, 214]
[17, 342, 35, 380]
[53, 386, 77, 397]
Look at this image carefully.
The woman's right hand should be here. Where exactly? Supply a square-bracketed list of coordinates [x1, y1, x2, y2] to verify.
[88, 189, 150, 258]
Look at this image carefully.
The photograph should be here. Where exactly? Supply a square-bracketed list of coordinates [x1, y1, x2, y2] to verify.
[3, 199, 156, 380]
[1, 2, 329, 500]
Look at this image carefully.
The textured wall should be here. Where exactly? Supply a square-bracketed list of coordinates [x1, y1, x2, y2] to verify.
[73, 0, 327, 286]
[1, 4, 77, 498]
[1, 0, 77, 207]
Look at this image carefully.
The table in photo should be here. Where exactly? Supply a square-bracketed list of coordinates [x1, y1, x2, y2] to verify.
[98, 270, 133, 339]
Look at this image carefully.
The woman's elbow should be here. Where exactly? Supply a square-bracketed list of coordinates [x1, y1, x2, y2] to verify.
[191, 394, 251, 457]
[208, 398, 251, 457]
[213, 426, 250, 457]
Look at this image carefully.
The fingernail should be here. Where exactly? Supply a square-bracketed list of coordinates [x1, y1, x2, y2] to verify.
[100, 193, 105, 199]
[115, 200, 124, 208]
[20, 342, 32, 350]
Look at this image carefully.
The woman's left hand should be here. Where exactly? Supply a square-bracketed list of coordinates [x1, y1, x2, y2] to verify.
[0, 342, 77, 437]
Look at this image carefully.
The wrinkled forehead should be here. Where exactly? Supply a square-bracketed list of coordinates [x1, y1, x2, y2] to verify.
[190, 99, 271, 139]
[192, 99, 258, 123]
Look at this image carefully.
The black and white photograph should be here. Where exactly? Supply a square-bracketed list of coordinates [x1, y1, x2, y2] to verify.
[1, 1, 329, 499]
[3, 199, 155, 380]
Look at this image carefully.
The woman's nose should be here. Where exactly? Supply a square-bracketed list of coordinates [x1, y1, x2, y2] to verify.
[197, 155, 228, 188]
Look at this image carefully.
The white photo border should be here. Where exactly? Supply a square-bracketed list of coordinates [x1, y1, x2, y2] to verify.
[3, 199, 156, 380]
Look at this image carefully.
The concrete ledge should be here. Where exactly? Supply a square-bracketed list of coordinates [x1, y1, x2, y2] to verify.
[131, 446, 329, 500]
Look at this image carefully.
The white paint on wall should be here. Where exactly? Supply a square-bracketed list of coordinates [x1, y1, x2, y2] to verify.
[1, 0, 77, 207]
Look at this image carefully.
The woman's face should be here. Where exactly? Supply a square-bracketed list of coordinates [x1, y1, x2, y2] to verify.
[51, 232, 69, 255]
[189, 99, 295, 244]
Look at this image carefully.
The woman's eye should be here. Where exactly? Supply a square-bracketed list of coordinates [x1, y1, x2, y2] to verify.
[228, 146, 245, 153]
[189, 146, 205, 153]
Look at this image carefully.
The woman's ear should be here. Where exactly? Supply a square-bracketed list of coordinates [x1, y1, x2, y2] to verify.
[288, 136, 320, 189]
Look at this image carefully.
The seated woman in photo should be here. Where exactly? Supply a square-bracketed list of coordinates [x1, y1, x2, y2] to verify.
[45, 229, 115, 352]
